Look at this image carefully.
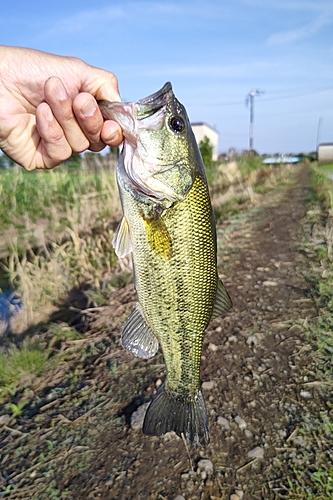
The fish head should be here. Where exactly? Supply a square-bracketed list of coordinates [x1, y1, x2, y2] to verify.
[99, 83, 201, 204]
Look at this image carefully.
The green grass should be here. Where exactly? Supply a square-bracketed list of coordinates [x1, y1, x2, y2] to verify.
[284, 166, 333, 499]
[0, 164, 118, 228]
[309, 164, 333, 211]
[0, 163, 121, 264]
[0, 340, 49, 393]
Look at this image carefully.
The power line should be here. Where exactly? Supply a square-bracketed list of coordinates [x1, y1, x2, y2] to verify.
[201, 86, 333, 107]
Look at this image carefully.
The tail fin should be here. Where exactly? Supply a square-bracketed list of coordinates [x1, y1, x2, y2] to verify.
[142, 385, 209, 445]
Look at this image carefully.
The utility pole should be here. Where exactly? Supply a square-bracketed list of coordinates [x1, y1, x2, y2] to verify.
[245, 89, 264, 150]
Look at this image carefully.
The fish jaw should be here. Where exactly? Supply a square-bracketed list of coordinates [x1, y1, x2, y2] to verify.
[98, 82, 196, 204]
[120, 147, 189, 203]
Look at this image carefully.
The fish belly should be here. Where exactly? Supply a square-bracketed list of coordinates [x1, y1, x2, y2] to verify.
[121, 175, 217, 444]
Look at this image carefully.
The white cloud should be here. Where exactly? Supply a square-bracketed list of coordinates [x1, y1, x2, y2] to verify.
[117, 60, 282, 80]
[243, 0, 332, 13]
[39, 6, 125, 37]
[267, 11, 333, 45]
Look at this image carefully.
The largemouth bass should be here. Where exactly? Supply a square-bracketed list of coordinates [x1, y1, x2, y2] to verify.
[99, 83, 232, 445]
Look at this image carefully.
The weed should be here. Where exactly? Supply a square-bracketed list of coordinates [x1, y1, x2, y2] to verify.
[285, 168, 333, 499]
[0, 340, 48, 390]
[5, 400, 29, 417]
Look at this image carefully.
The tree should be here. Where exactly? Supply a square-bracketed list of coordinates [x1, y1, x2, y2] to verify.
[199, 136, 213, 168]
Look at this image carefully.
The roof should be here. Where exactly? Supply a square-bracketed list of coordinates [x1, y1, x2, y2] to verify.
[191, 122, 219, 134]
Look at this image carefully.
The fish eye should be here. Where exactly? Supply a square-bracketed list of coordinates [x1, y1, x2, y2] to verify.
[169, 115, 186, 133]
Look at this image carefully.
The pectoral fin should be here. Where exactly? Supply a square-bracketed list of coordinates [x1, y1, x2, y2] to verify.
[112, 217, 133, 258]
[211, 279, 233, 319]
[121, 303, 159, 359]
[143, 216, 172, 260]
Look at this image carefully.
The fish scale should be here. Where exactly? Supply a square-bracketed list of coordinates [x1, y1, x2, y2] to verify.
[99, 82, 232, 445]
[126, 175, 216, 396]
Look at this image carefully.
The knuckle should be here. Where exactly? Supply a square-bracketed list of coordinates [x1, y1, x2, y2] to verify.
[48, 126, 65, 144]
[72, 139, 90, 155]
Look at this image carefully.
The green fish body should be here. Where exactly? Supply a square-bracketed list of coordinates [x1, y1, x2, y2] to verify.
[99, 83, 232, 445]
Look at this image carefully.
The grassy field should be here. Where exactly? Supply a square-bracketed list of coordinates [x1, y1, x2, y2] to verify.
[0, 161, 122, 329]
[0, 153, 291, 394]
[0, 156, 332, 498]
[0, 156, 330, 368]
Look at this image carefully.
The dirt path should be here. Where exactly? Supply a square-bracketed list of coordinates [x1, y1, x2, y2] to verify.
[77, 164, 329, 499]
[1, 164, 332, 500]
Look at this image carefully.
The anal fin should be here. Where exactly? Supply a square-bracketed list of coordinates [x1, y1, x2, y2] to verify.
[121, 303, 159, 359]
[211, 278, 232, 319]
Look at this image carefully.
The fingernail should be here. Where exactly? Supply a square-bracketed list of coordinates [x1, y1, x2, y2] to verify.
[105, 129, 121, 144]
[81, 100, 97, 117]
[44, 106, 54, 122]
[54, 80, 68, 101]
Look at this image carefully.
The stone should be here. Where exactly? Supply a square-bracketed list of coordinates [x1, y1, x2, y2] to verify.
[130, 402, 149, 430]
[197, 459, 213, 475]
[173, 496, 186, 500]
[300, 390, 312, 399]
[0, 414, 11, 426]
[248, 446, 264, 459]
[155, 378, 163, 389]
[235, 415, 247, 429]
[235, 490, 244, 499]
[202, 380, 216, 390]
[208, 342, 219, 352]
[246, 334, 260, 346]
[217, 416, 230, 430]
[293, 436, 306, 447]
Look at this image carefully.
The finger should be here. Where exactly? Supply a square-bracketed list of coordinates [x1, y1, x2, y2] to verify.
[44, 77, 90, 154]
[75, 65, 123, 147]
[72, 92, 112, 152]
[101, 120, 123, 147]
[36, 102, 72, 169]
[80, 65, 121, 102]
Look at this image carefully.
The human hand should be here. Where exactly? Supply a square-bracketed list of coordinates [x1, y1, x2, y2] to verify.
[0, 46, 123, 170]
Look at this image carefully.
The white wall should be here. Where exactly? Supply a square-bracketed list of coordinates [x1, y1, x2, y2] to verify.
[192, 123, 219, 161]
[318, 144, 333, 163]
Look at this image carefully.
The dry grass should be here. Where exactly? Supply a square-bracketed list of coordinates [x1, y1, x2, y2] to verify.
[0, 162, 121, 332]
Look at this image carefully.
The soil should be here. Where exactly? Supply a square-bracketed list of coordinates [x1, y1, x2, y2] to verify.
[1, 164, 332, 500]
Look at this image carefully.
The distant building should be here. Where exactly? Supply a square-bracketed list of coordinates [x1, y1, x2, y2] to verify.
[191, 122, 219, 161]
[318, 143, 333, 164]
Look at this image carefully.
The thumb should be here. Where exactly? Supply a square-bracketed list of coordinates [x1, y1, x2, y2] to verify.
[80, 65, 121, 103]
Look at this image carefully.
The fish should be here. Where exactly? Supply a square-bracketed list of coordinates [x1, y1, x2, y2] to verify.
[98, 82, 232, 445]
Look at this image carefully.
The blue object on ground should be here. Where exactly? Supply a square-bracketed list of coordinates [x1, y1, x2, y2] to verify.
[0, 290, 23, 337]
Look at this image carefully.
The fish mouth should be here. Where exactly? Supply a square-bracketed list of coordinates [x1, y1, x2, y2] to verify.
[136, 82, 174, 120]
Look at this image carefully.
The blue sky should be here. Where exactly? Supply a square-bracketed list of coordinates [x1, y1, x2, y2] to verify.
[1, 0, 333, 154]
